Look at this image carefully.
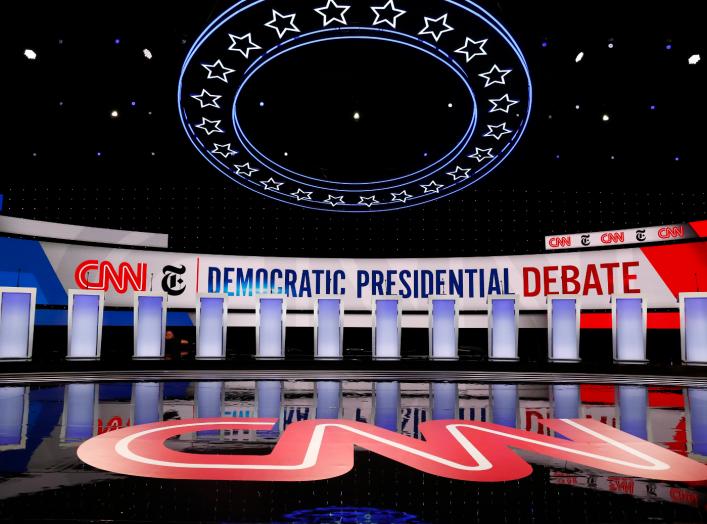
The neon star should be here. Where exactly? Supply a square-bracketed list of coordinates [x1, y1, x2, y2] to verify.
[195, 117, 223, 135]
[421, 180, 444, 194]
[455, 37, 487, 62]
[314, 0, 350, 26]
[478, 65, 512, 87]
[191, 89, 221, 109]
[212, 143, 237, 158]
[359, 196, 379, 207]
[484, 123, 512, 140]
[489, 94, 519, 113]
[291, 188, 313, 201]
[261, 178, 284, 191]
[418, 14, 454, 42]
[228, 33, 261, 59]
[446, 166, 470, 181]
[202, 59, 235, 83]
[265, 10, 300, 39]
[234, 162, 258, 177]
[468, 147, 494, 162]
[371, 0, 405, 29]
[324, 195, 345, 206]
[391, 190, 412, 203]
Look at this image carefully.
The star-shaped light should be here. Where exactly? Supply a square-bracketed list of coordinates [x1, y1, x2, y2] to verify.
[261, 178, 284, 191]
[478, 65, 512, 87]
[455, 37, 487, 62]
[265, 10, 300, 39]
[315, 0, 350, 26]
[234, 162, 258, 177]
[446, 166, 470, 181]
[291, 188, 313, 201]
[418, 14, 454, 42]
[228, 33, 261, 59]
[391, 190, 412, 203]
[324, 195, 345, 206]
[359, 196, 379, 207]
[371, 0, 405, 29]
[421, 180, 444, 194]
[191, 89, 221, 109]
[212, 143, 237, 158]
[489, 94, 519, 113]
[484, 123, 512, 140]
[202, 59, 235, 83]
[468, 147, 494, 162]
[195, 117, 223, 135]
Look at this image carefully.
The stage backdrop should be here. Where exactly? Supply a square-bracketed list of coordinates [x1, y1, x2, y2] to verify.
[0, 236, 704, 310]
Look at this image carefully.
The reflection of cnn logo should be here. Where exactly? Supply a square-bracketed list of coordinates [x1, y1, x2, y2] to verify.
[75, 260, 147, 293]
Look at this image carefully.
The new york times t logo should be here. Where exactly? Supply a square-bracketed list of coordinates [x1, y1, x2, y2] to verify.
[161, 265, 187, 296]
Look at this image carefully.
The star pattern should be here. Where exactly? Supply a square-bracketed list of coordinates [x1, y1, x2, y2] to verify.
[421, 180, 444, 194]
[478, 65, 512, 87]
[391, 190, 412, 203]
[212, 143, 237, 158]
[291, 188, 313, 201]
[234, 162, 258, 177]
[195, 117, 223, 135]
[418, 14, 454, 42]
[359, 196, 379, 207]
[324, 195, 345, 206]
[489, 94, 519, 113]
[455, 37, 487, 62]
[182, 1, 529, 212]
[265, 10, 300, 39]
[468, 147, 494, 162]
[228, 33, 261, 59]
[315, 0, 350, 26]
[484, 123, 512, 140]
[191, 89, 221, 109]
[371, 0, 405, 28]
[261, 177, 284, 191]
[446, 166, 470, 181]
[202, 59, 235, 83]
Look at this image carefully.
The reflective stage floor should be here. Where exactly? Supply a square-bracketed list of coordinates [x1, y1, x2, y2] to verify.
[1, 373, 706, 523]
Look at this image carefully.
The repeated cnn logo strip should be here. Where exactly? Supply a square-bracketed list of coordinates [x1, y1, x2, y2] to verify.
[77, 418, 707, 483]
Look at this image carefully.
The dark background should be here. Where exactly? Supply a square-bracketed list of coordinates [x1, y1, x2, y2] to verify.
[3, 0, 705, 256]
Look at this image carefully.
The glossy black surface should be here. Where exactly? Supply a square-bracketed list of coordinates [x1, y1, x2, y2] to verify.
[1, 379, 705, 523]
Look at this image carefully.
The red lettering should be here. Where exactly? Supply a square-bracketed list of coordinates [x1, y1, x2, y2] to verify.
[548, 237, 572, 248]
[543, 266, 559, 295]
[75, 260, 147, 294]
[523, 267, 541, 297]
[600, 232, 625, 244]
[77, 418, 707, 483]
[600, 262, 620, 294]
[582, 265, 603, 295]
[561, 265, 580, 294]
[658, 226, 684, 239]
[622, 261, 640, 293]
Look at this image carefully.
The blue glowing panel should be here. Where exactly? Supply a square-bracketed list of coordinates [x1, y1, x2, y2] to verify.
[550, 298, 579, 361]
[374, 382, 400, 431]
[257, 381, 282, 438]
[195, 382, 223, 419]
[618, 385, 648, 440]
[68, 294, 101, 359]
[687, 388, 707, 456]
[177, 1, 532, 212]
[198, 297, 225, 358]
[490, 298, 517, 360]
[133, 383, 162, 425]
[491, 384, 518, 428]
[431, 383, 457, 420]
[684, 297, 707, 364]
[615, 298, 645, 362]
[0, 387, 25, 446]
[375, 299, 400, 359]
[316, 381, 341, 419]
[258, 298, 283, 358]
[431, 299, 456, 360]
[0, 291, 32, 359]
[135, 296, 164, 358]
[64, 383, 95, 441]
[552, 385, 580, 419]
[316, 298, 341, 359]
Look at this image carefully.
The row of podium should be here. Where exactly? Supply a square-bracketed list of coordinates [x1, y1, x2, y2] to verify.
[0, 287, 706, 365]
[2, 381, 706, 456]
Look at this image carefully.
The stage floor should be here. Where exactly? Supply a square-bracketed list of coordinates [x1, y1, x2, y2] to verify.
[1, 373, 706, 523]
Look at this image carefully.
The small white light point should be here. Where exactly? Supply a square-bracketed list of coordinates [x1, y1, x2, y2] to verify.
[284, 152, 289, 157]
[111, 110, 119, 118]
[447, 102, 453, 108]
[688, 54, 700, 65]
[143, 48, 153, 60]
[24, 49, 37, 60]
[575, 104, 580, 110]
[353, 111, 360, 121]
[602, 114, 610, 122]
[575, 51, 584, 63]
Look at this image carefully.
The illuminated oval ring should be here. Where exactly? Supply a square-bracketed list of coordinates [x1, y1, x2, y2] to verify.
[178, 0, 532, 212]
